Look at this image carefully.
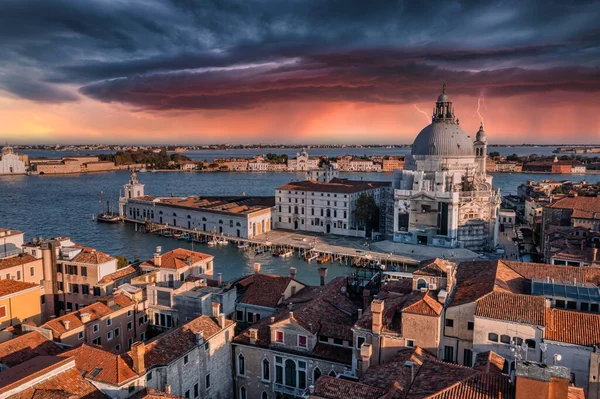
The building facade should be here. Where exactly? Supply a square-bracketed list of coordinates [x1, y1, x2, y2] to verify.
[0, 144, 26, 175]
[391, 85, 500, 251]
[287, 149, 319, 171]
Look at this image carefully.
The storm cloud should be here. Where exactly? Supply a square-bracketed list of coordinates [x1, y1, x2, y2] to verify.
[1, 0, 599, 110]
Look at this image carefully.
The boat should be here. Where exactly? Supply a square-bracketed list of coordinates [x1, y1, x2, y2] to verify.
[207, 239, 218, 246]
[97, 212, 120, 223]
[238, 243, 250, 250]
[273, 249, 293, 258]
[217, 237, 229, 245]
[138, 167, 147, 173]
[255, 248, 264, 255]
[177, 234, 191, 241]
[305, 252, 319, 263]
[317, 254, 330, 264]
[173, 232, 185, 239]
[96, 191, 120, 223]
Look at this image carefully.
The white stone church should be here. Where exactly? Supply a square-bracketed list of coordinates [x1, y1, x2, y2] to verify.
[391, 85, 500, 250]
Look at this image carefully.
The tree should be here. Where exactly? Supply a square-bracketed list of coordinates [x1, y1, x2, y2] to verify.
[353, 193, 380, 235]
[488, 151, 500, 158]
[506, 153, 520, 162]
[116, 255, 130, 269]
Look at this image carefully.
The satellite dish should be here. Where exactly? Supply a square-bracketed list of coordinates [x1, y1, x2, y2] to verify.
[555, 354, 562, 362]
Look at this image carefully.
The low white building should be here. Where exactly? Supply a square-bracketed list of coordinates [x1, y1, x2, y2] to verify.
[0, 144, 26, 175]
[0, 228, 24, 258]
[119, 173, 275, 239]
[274, 178, 390, 237]
[287, 149, 319, 171]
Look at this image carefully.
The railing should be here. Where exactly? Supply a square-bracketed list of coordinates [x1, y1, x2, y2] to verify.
[273, 384, 306, 398]
[0, 249, 20, 259]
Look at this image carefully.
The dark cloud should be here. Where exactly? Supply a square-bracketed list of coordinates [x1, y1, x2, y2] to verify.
[0, 0, 598, 108]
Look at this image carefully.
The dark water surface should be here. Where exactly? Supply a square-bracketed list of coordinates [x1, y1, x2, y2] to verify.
[1, 170, 598, 284]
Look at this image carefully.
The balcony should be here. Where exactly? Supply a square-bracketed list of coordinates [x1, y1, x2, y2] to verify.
[273, 384, 306, 398]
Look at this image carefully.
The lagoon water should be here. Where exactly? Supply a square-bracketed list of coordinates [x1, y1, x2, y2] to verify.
[1, 168, 598, 285]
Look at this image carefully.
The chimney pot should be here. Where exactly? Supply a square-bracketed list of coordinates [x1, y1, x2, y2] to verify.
[218, 313, 226, 329]
[63, 320, 70, 330]
[211, 302, 220, 318]
[153, 253, 161, 267]
[290, 267, 297, 279]
[196, 331, 204, 344]
[358, 309, 363, 319]
[289, 311, 294, 319]
[270, 316, 275, 324]
[164, 385, 171, 394]
[217, 273, 223, 286]
[131, 342, 146, 374]
[253, 262, 261, 273]
[318, 267, 328, 286]
[249, 328, 258, 345]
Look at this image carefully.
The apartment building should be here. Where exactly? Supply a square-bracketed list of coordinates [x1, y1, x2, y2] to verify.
[40, 292, 148, 353]
[233, 276, 360, 399]
[274, 178, 390, 237]
[0, 228, 24, 258]
[0, 280, 43, 333]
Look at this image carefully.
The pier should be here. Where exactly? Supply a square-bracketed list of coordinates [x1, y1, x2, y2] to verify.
[124, 218, 419, 272]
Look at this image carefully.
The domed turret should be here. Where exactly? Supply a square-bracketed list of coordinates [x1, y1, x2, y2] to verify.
[475, 123, 487, 143]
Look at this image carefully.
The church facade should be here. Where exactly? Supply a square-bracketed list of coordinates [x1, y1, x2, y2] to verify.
[0, 144, 26, 175]
[390, 85, 500, 251]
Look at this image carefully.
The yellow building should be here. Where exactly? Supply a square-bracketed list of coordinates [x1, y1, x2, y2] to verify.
[0, 280, 43, 331]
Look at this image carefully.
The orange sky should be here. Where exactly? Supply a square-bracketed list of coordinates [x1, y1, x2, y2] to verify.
[1, 90, 598, 145]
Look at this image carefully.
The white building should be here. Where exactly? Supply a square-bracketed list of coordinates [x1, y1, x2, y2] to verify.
[274, 178, 390, 237]
[306, 164, 339, 183]
[0, 143, 26, 175]
[391, 85, 500, 251]
[287, 149, 319, 171]
[0, 228, 24, 258]
[119, 172, 274, 239]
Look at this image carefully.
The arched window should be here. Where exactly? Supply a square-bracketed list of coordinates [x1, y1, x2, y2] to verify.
[262, 358, 270, 381]
[500, 335, 511, 344]
[326, 209, 331, 218]
[187, 215, 191, 219]
[525, 339, 536, 349]
[488, 333, 498, 342]
[285, 359, 296, 387]
[159, 211, 163, 215]
[237, 354, 245, 376]
[202, 217, 207, 221]
[513, 337, 523, 346]
[173, 213, 177, 216]
[240, 387, 247, 399]
[328, 370, 336, 377]
[313, 367, 322, 382]
[416, 278, 427, 290]
[262, 392, 268, 399]
[294, 206, 298, 214]
[219, 220, 223, 224]
[236, 222, 241, 226]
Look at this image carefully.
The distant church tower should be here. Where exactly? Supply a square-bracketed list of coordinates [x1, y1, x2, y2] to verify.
[120, 171, 145, 217]
[474, 123, 487, 173]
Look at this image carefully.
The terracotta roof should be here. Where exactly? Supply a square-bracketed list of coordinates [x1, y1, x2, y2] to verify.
[136, 315, 231, 369]
[9, 368, 107, 399]
[568, 387, 586, 399]
[402, 292, 443, 317]
[41, 302, 114, 336]
[313, 376, 387, 399]
[70, 246, 115, 265]
[0, 228, 23, 237]
[380, 279, 413, 295]
[0, 254, 38, 271]
[475, 292, 546, 326]
[414, 258, 453, 277]
[98, 265, 141, 284]
[62, 344, 138, 385]
[0, 356, 72, 395]
[155, 196, 274, 214]
[235, 273, 301, 308]
[141, 249, 212, 270]
[277, 178, 390, 194]
[546, 196, 600, 220]
[545, 308, 600, 346]
[449, 261, 526, 307]
[501, 260, 600, 286]
[234, 277, 359, 364]
[424, 372, 514, 399]
[0, 331, 63, 368]
[130, 388, 185, 399]
[0, 280, 39, 298]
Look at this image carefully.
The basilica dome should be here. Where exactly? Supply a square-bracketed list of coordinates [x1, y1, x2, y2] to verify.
[411, 123, 475, 156]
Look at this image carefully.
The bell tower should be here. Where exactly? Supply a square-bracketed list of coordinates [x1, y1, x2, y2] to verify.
[120, 171, 145, 217]
[432, 84, 456, 124]
[474, 123, 487, 173]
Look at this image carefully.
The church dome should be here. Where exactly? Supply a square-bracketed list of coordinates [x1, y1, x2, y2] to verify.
[411, 123, 475, 156]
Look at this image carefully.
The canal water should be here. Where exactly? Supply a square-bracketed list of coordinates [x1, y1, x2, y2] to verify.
[1, 170, 598, 285]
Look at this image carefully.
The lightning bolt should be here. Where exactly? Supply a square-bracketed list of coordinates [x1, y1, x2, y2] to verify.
[413, 104, 431, 123]
[477, 96, 485, 125]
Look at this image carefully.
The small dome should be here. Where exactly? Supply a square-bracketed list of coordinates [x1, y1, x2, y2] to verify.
[475, 123, 487, 143]
[437, 93, 450, 103]
[411, 123, 475, 157]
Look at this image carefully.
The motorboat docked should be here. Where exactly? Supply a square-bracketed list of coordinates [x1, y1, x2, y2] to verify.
[96, 212, 120, 223]
[273, 249, 293, 258]
[317, 254, 331, 264]
[217, 237, 229, 245]
[238, 243, 250, 250]
[305, 252, 319, 263]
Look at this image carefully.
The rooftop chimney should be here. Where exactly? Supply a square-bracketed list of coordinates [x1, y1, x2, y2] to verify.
[358, 309, 363, 319]
[362, 289, 370, 313]
[131, 342, 146, 374]
[211, 302, 220, 318]
[195, 331, 204, 345]
[318, 267, 328, 286]
[80, 312, 91, 324]
[359, 343, 373, 377]
[289, 311, 294, 319]
[371, 299, 384, 334]
[594, 248, 598, 262]
[404, 361, 416, 383]
[249, 328, 258, 345]
[290, 267, 297, 279]
[164, 385, 171, 394]
[217, 273, 223, 286]
[153, 253, 161, 267]
[63, 320, 70, 330]
[253, 262, 261, 273]
[218, 313, 226, 329]
[270, 316, 275, 324]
